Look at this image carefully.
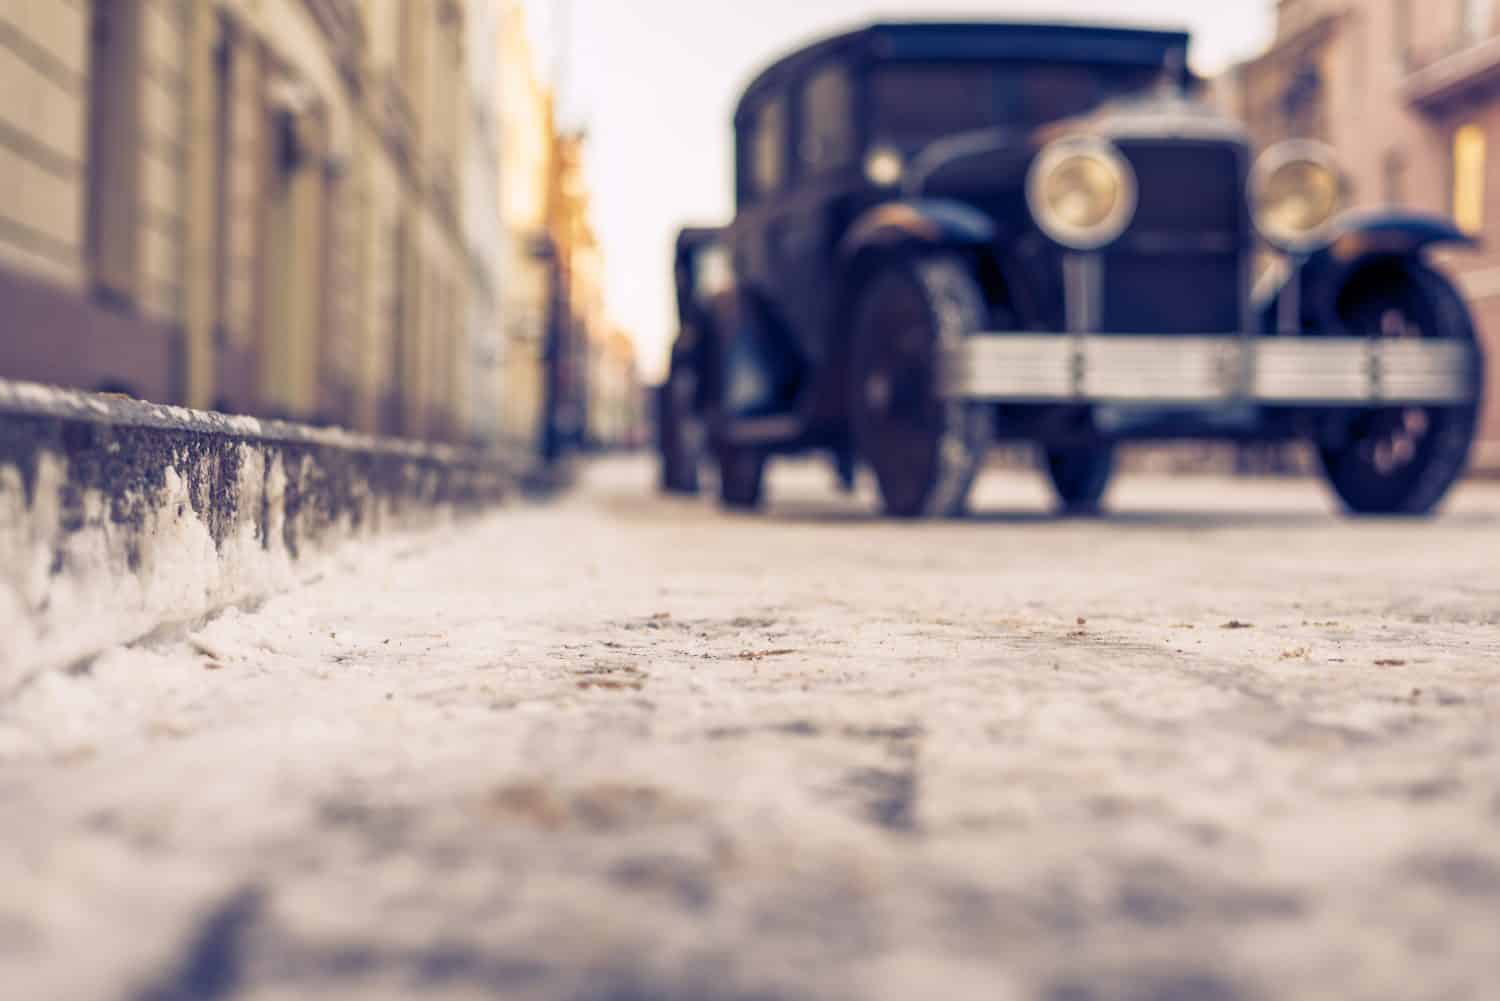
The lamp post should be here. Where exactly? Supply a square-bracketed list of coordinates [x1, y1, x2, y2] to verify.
[530, 232, 567, 464]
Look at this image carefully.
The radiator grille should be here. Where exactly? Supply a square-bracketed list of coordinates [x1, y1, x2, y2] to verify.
[1102, 139, 1248, 334]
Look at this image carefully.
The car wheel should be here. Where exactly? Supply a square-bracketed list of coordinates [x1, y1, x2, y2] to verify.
[658, 369, 702, 495]
[718, 445, 766, 511]
[849, 253, 991, 519]
[1318, 262, 1481, 517]
[1044, 444, 1116, 515]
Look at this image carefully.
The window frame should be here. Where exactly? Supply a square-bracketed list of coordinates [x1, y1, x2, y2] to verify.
[1452, 121, 1487, 236]
[752, 95, 789, 199]
[797, 62, 859, 177]
[737, 92, 792, 207]
[1463, 0, 1495, 44]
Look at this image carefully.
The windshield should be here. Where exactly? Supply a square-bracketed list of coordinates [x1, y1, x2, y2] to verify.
[870, 61, 1164, 151]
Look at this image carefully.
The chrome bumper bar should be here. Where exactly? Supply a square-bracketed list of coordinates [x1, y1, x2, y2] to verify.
[941, 335, 1478, 405]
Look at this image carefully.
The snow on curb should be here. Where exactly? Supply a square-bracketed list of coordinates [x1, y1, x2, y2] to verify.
[0, 380, 521, 693]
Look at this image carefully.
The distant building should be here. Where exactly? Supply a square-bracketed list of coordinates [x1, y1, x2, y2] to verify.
[546, 129, 593, 452]
[495, 0, 554, 452]
[466, 0, 506, 444]
[0, 0, 474, 441]
[589, 328, 644, 449]
[1224, 0, 1500, 471]
[544, 129, 639, 451]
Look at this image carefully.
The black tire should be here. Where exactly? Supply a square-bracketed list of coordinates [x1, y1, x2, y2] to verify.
[849, 253, 990, 519]
[1044, 444, 1116, 515]
[718, 445, 766, 510]
[1318, 261, 1482, 517]
[657, 370, 701, 495]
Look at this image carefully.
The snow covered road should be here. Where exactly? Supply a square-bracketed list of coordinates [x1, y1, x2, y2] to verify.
[4, 456, 1500, 1000]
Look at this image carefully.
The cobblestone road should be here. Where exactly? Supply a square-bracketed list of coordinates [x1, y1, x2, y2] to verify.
[4, 457, 1499, 1001]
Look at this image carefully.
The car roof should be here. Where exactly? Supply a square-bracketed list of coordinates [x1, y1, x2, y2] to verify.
[734, 20, 1192, 125]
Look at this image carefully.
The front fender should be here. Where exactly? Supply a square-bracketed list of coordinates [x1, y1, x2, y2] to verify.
[1257, 212, 1478, 331]
[839, 199, 997, 263]
[1319, 211, 1477, 263]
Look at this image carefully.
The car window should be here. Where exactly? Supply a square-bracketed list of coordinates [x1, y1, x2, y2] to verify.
[870, 61, 1160, 151]
[800, 66, 857, 173]
[751, 98, 788, 196]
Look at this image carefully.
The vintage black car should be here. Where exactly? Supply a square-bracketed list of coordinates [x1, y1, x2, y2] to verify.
[656, 21, 1485, 517]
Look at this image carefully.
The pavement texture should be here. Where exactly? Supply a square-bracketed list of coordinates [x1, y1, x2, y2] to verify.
[3, 456, 1499, 1001]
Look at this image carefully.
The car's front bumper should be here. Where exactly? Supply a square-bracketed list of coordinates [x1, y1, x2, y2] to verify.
[941, 334, 1479, 406]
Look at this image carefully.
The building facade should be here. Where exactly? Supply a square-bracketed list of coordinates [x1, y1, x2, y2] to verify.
[589, 327, 644, 448]
[1225, 0, 1500, 470]
[547, 128, 641, 452]
[495, 0, 552, 451]
[464, 0, 505, 443]
[0, 0, 475, 441]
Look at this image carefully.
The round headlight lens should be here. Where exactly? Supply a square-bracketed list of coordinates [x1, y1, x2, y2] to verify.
[864, 146, 905, 188]
[1253, 142, 1344, 250]
[1027, 139, 1137, 249]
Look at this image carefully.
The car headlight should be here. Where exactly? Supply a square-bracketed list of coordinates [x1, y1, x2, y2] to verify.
[1027, 138, 1137, 250]
[1252, 141, 1344, 252]
[864, 145, 905, 188]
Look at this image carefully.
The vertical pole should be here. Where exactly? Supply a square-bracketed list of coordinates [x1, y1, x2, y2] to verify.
[540, 242, 564, 462]
[1062, 253, 1099, 398]
[1278, 257, 1304, 336]
[182, 0, 220, 408]
[85, 0, 146, 306]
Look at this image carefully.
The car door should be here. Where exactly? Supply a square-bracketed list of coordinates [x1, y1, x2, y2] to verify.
[724, 90, 807, 420]
[769, 62, 862, 371]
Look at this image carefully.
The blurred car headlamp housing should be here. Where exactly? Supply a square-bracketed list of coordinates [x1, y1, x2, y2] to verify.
[1027, 138, 1137, 250]
[1253, 141, 1344, 252]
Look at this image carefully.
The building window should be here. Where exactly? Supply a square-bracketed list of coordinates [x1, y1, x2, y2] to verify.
[800, 66, 856, 173]
[1383, 148, 1407, 207]
[85, 0, 145, 302]
[1464, 0, 1495, 43]
[1280, 64, 1323, 138]
[1452, 123, 1487, 235]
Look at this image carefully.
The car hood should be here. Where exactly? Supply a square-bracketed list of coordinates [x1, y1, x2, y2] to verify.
[1036, 91, 1248, 147]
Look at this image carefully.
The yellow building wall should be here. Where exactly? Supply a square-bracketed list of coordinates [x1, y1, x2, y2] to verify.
[0, 0, 486, 444]
[497, 0, 553, 449]
[0, 0, 90, 289]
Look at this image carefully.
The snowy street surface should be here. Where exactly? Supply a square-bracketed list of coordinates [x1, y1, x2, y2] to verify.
[4, 455, 1500, 1001]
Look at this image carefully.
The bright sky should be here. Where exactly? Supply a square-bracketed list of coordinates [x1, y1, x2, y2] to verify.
[529, 1, 1275, 381]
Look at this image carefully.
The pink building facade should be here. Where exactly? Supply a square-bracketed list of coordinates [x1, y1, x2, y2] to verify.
[1225, 0, 1500, 471]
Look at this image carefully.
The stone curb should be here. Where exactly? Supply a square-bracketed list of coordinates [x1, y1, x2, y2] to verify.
[0, 380, 542, 694]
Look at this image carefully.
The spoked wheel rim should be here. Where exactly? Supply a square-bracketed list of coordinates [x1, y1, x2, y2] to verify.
[850, 256, 989, 518]
[1320, 263, 1480, 516]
